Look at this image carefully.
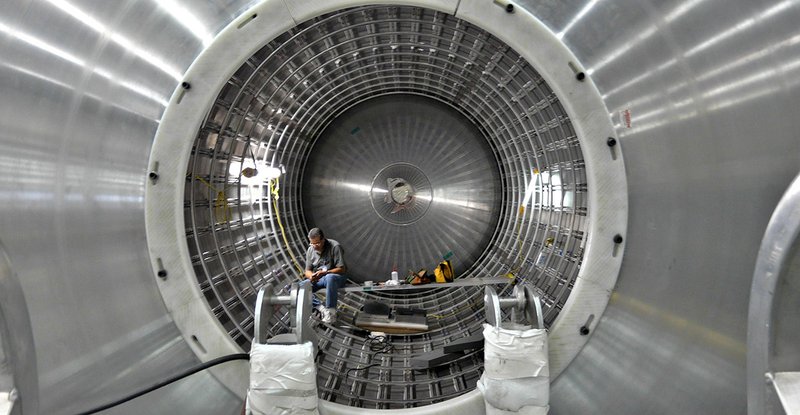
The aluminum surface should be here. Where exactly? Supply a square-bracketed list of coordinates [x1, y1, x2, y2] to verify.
[0, 0, 253, 413]
[546, 0, 800, 414]
[0, 0, 798, 414]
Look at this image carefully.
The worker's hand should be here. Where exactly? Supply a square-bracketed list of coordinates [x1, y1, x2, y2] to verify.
[311, 270, 326, 282]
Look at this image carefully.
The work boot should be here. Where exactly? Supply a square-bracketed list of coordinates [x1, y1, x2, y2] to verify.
[321, 307, 337, 324]
[314, 304, 326, 319]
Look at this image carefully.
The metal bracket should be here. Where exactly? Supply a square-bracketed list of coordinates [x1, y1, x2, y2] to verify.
[484, 284, 544, 329]
[254, 283, 316, 347]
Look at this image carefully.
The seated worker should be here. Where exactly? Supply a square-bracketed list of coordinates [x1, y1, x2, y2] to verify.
[299, 227, 347, 324]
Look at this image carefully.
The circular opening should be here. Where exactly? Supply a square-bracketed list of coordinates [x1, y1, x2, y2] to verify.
[181, 5, 588, 408]
[145, 0, 627, 408]
[390, 181, 412, 204]
[368, 160, 436, 227]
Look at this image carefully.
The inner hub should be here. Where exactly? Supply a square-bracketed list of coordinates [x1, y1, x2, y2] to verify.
[389, 179, 412, 204]
[371, 163, 432, 225]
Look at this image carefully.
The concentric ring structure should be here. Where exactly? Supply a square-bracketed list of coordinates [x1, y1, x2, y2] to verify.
[147, 0, 625, 410]
[5, 0, 795, 414]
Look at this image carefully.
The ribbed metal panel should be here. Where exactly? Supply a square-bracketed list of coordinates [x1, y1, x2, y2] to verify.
[184, 5, 587, 408]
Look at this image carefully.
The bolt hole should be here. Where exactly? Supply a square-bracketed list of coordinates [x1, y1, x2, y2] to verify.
[191, 335, 207, 354]
[607, 137, 617, 147]
[181, 81, 191, 90]
[237, 13, 258, 29]
[579, 326, 590, 336]
[576, 72, 586, 81]
[505, 4, 514, 13]
[613, 234, 624, 244]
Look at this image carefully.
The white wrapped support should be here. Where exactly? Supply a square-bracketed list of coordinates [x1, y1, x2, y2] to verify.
[477, 324, 549, 414]
[247, 342, 319, 415]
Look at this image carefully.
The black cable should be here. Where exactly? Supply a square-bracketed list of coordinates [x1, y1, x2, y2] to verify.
[76, 353, 250, 415]
[346, 336, 394, 380]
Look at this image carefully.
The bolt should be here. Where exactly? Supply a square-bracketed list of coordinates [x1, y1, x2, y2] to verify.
[607, 137, 617, 147]
[181, 81, 191, 90]
[613, 234, 623, 244]
[568, 61, 585, 82]
[580, 326, 590, 335]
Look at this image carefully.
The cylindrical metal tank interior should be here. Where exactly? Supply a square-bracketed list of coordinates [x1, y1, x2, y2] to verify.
[1, 0, 799, 414]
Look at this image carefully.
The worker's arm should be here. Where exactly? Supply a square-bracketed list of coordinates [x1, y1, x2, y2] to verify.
[305, 268, 316, 279]
[304, 247, 318, 281]
[312, 265, 346, 281]
[323, 265, 346, 275]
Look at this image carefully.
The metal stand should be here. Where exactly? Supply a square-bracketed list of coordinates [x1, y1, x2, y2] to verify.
[254, 282, 316, 347]
[484, 284, 544, 329]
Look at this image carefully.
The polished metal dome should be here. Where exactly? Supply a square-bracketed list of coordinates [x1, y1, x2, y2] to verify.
[303, 94, 501, 282]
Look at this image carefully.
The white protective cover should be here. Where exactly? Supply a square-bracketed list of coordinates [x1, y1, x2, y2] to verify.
[477, 324, 549, 414]
[0, 392, 13, 415]
[247, 342, 319, 415]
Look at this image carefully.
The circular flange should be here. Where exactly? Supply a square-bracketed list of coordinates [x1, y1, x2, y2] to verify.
[253, 284, 273, 344]
[484, 286, 502, 328]
[370, 162, 432, 225]
[524, 285, 545, 329]
[144, 0, 628, 405]
[294, 283, 317, 347]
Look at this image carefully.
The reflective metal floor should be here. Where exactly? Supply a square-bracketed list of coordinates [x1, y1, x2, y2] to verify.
[1, 0, 799, 414]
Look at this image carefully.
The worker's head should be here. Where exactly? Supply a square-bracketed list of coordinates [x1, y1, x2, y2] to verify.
[308, 228, 325, 252]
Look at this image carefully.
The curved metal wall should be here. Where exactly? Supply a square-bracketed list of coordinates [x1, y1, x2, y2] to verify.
[0, 0, 798, 414]
[0, 1, 246, 413]
[544, 1, 800, 413]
